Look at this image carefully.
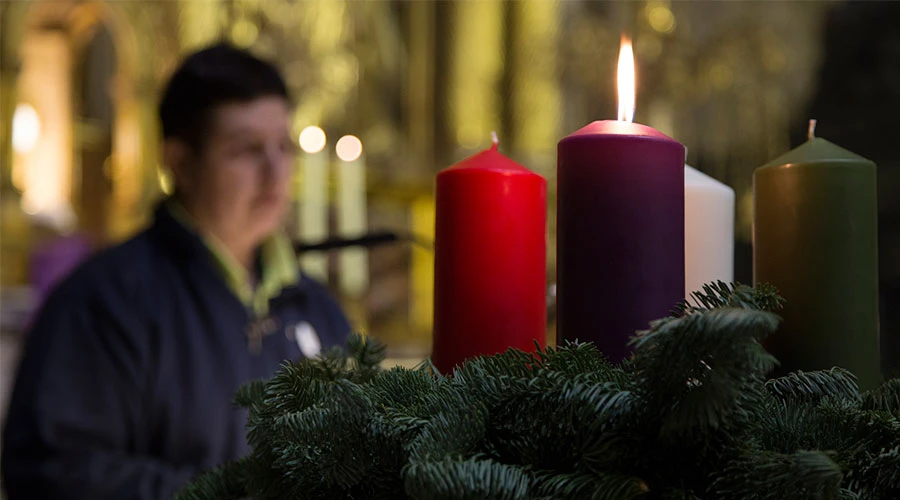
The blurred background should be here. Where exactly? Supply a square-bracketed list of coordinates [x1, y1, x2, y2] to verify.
[1, 0, 899, 420]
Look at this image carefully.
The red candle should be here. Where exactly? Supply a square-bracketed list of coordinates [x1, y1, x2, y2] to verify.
[432, 134, 547, 373]
[557, 120, 685, 362]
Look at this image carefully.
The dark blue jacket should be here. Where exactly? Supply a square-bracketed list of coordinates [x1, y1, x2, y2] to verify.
[1, 205, 351, 499]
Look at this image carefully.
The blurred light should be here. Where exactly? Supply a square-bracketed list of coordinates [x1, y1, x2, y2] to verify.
[323, 54, 359, 91]
[709, 63, 734, 90]
[764, 49, 787, 73]
[231, 18, 258, 48]
[157, 166, 174, 195]
[12, 103, 41, 153]
[647, 101, 675, 138]
[21, 199, 39, 214]
[335, 135, 363, 162]
[635, 37, 663, 62]
[456, 124, 482, 150]
[617, 35, 635, 123]
[648, 5, 676, 34]
[299, 126, 327, 154]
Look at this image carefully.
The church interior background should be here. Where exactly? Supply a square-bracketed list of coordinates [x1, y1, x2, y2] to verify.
[2, 0, 900, 452]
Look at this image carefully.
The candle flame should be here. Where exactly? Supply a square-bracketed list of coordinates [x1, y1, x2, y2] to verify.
[617, 35, 635, 123]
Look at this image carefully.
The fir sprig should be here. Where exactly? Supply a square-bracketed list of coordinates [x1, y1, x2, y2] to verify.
[177, 283, 898, 500]
[673, 280, 785, 316]
[766, 367, 861, 403]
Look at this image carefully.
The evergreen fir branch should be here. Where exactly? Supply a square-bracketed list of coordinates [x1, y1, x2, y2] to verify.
[631, 308, 780, 372]
[745, 282, 786, 312]
[264, 381, 375, 493]
[816, 398, 900, 461]
[403, 457, 530, 500]
[362, 411, 430, 489]
[766, 368, 861, 404]
[852, 446, 900, 499]
[557, 382, 635, 429]
[532, 342, 628, 387]
[839, 489, 861, 500]
[476, 347, 631, 470]
[312, 345, 357, 380]
[346, 333, 387, 382]
[414, 356, 443, 376]
[262, 361, 334, 413]
[485, 392, 581, 470]
[486, 380, 635, 471]
[241, 366, 333, 457]
[529, 470, 648, 500]
[754, 393, 900, 478]
[861, 379, 900, 417]
[366, 367, 443, 411]
[527, 471, 599, 500]
[657, 487, 704, 500]
[450, 350, 540, 411]
[272, 400, 362, 459]
[631, 308, 779, 440]
[232, 379, 266, 409]
[452, 347, 538, 380]
[348, 332, 387, 367]
[174, 458, 249, 500]
[177, 284, 899, 499]
[579, 431, 648, 477]
[415, 380, 485, 423]
[674, 281, 785, 316]
[680, 281, 739, 312]
[752, 396, 822, 456]
[709, 449, 843, 500]
[406, 386, 487, 463]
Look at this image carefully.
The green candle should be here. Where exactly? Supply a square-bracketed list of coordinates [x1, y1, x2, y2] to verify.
[753, 121, 880, 389]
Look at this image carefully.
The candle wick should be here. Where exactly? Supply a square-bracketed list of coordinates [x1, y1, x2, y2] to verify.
[490, 131, 499, 148]
[808, 119, 817, 141]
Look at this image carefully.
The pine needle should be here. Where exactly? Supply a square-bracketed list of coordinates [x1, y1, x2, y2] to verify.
[175, 285, 899, 500]
[766, 368, 861, 403]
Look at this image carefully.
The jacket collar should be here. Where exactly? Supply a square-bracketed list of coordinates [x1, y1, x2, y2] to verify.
[148, 199, 302, 316]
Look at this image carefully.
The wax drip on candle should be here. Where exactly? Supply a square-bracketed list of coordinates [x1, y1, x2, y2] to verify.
[808, 119, 817, 141]
[490, 131, 499, 149]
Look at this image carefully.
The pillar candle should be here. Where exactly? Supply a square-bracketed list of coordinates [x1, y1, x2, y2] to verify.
[432, 134, 546, 373]
[684, 165, 734, 299]
[557, 121, 685, 361]
[299, 143, 329, 281]
[336, 135, 369, 297]
[337, 158, 369, 296]
[753, 121, 880, 389]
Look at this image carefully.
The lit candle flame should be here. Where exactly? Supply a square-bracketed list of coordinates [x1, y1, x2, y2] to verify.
[617, 35, 635, 123]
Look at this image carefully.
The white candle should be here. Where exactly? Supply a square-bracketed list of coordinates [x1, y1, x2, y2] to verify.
[684, 165, 734, 299]
[298, 126, 329, 281]
[335, 135, 368, 297]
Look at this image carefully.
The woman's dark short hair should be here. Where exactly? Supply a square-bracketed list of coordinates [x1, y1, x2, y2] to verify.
[158, 43, 290, 152]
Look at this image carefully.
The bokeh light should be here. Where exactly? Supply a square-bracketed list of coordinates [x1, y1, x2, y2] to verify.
[299, 126, 327, 154]
[335, 135, 363, 162]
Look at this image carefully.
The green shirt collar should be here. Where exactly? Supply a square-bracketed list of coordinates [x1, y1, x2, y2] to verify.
[166, 200, 298, 317]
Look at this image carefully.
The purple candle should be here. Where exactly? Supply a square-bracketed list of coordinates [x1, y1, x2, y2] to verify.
[555, 39, 685, 360]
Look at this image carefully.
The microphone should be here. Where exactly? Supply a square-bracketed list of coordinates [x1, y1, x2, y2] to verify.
[293, 231, 433, 253]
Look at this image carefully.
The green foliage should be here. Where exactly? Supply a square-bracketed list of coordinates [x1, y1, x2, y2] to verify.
[765, 367, 861, 403]
[709, 450, 844, 500]
[673, 280, 785, 316]
[177, 284, 899, 500]
[176, 459, 248, 500]
[861, 379, 900, 417]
